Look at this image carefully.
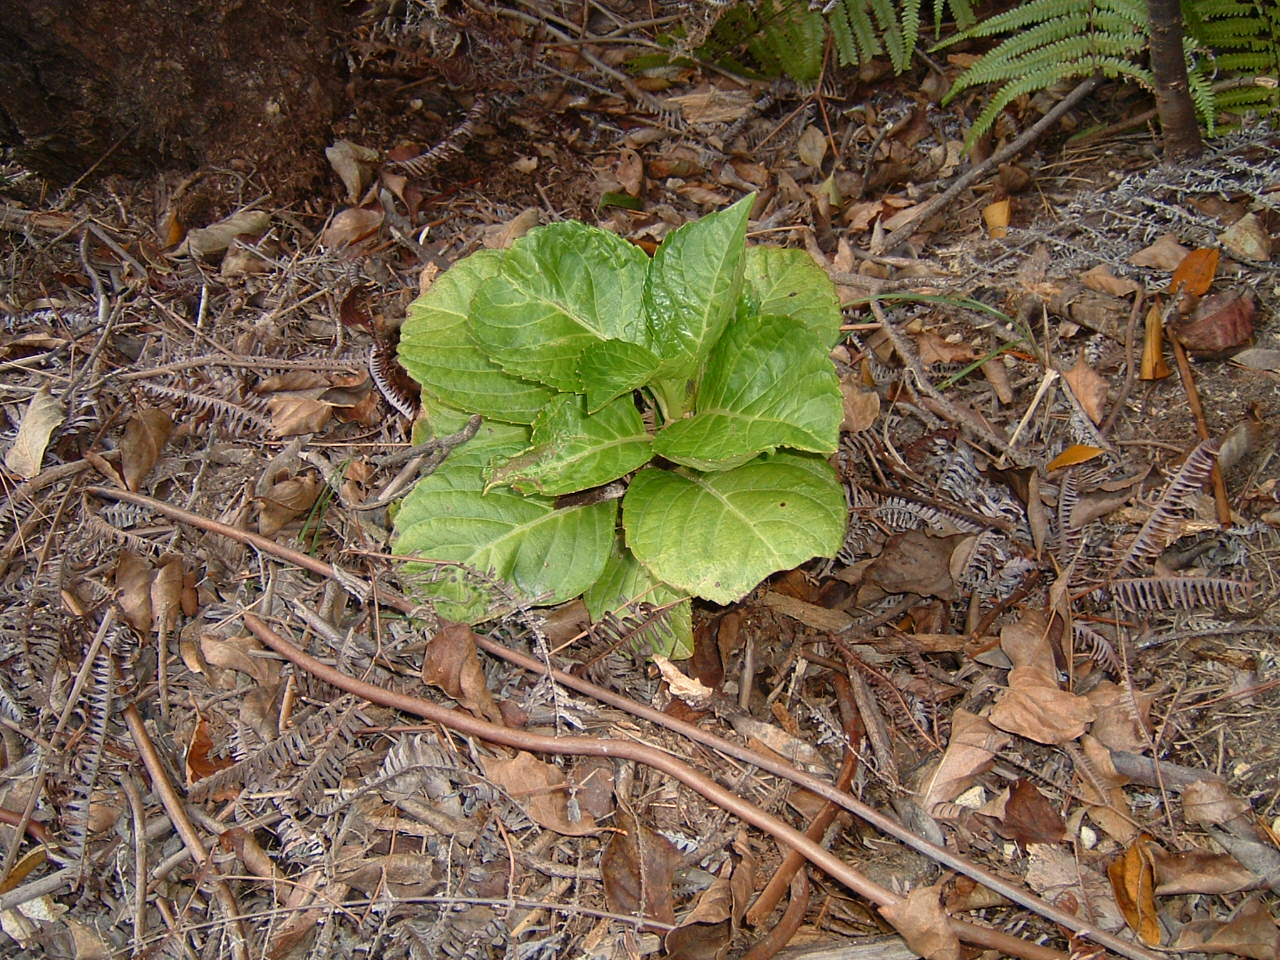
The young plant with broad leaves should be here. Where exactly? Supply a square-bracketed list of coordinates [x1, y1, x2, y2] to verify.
[393, 195, 847, 658]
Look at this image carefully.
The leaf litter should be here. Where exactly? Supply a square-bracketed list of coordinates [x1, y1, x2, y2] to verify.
[0, 7, 1279, 960]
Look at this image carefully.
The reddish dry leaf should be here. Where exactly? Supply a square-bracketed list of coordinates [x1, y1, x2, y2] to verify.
[481, 750, 598, 836]
[878, 884, 960, 960]
[1152, 847, 1260, 895]
[601, 807, 679, 926]
[1107, 834, 1162, 946]
[185, 711, 234, 788]
[1172, 895, 1280, 960]
[982, 198, 1010, 239]
[1170, 248, 1220, 296]
[114, 550, 153, 634]
[920, 709, 1011, 812]
[421, 622, 503, 725]
[1183, 778, 1252, 828]
[1170, 290, 1255, 358]
[120, 407, 172, 491]
[996, 778, 1066, 844]
[1063, 352, 1108, 424]
[256, 474, 319, 537]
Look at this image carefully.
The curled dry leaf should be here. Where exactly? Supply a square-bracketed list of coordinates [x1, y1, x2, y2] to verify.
[1076, 734, 1137, 843]
[1128, 234, 1190, 270]
[920, 709, 1011, 812]
[176, 209, 270, 259]
[325, 139, 379, 205]
[1106, 833, 1162, 946]
[480, 750, 598, 836]
[120, 407, 172, 491]
[661, 857, 738, 960]
[601, 806, 679, 926]
[878, 883, 960, 960]
[322, 206, 384, 251]
[982, 198, 1010, 239]
[1218, 212, 1272, 263]
[1080, 264, 1141, 297]
[422, 622, 503, 725]
[4, 386, 65, 479]
[1170, 290, 1255, 358]
[480, 207, 540, 250]
[1140, 303, 1172, 379]
[150, 555, 184, 636]
[1153, 847, 1260, 895]
[256, 474, 319, 537]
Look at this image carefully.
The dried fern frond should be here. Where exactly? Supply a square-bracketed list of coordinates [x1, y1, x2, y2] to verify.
[393, 97, 488, 179]
[1099, 575, 1252, 612]
[137, 381, 273, 434]
[1072, 620, 1121, 674]
[1054, 467, 1085, 572]
[1113, 439, 1220, 575]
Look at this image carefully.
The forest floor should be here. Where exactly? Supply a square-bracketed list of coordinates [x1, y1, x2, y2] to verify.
[1, 5, 1279, 960]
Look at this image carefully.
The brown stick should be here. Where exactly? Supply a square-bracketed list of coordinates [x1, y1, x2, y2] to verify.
[1169, 337, 1232, 526]
[85, 486, 1164, 960]
[742, 869, 811, 960]
[122, 703, 248, 960]
[243, 613, 1064, 960]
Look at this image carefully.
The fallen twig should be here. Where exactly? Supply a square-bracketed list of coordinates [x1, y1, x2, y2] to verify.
[86, 485, 1163, 960]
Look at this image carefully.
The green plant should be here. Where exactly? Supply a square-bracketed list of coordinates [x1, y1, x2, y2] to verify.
[393, 196, 848, 657]
[1183, 0, 1280, 116]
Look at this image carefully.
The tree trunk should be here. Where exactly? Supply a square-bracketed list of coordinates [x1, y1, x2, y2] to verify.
[0, 0, 349, 189]
[1145, 0, 1204, 160]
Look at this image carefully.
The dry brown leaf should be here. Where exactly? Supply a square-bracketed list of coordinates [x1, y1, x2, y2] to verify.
[878, 884, 960, 960]
[990, 667, 1096, 744]
[1171, 290, 1255, 358]
[266, 394, 333, 437]
[662, 858, 736, 960]
[840, 379, 880, 432]
[666, 86, 755, 125]
[1172, 895, 1280, 960]
[1140, 303, 1172, 379]
[648, 146, 703, 179]
[997, 612, 1052, 669]
[199, 634, 280, 689]
[422, 622, 503, 725]
[480, 207, 540, 250]
[1183, 778, 1252, 828]
[176, 209, 270, 260]
[118, 407, 172, 491]
[1063, 351, 1108, 424]
[1024, 843, 1127, 932]
[1153, 847, 1260, 895]
[4, 386, 65, 479]
[1085, 681, 1153, 753]
[114, 550, 153, 634]
[601, 806, 679, 927]
[321, 206, 384, 251]
[1080, 264, 1142, 297]
[1047, 444, 1105, 470]
[617, 148, 644, 196]
[1219, 213, 1272, 263]
[150, 555, 184, 636]
[1129, 234, 1191, 270]
[915, 331, 977, 366]
[325, 139, 379, 204]
[65, 917, 110, 960]
[1077, 735, 1137, 843]
[867, 529, 958, 599]
[797, 124, 828, 167]
[481, 750, 598, 836]
[184, 711, 234, 789]
[1170, 247, 1220, 296]
[920, 709, 1011, 811]
[992, 778, 1066, 844]
[1107, 834, 1162, 946]
[256, 474, 319, 537]
[981, 357, 1014, 405]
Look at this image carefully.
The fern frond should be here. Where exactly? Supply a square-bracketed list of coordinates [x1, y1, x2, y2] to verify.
[1101, 575, 1252, 611]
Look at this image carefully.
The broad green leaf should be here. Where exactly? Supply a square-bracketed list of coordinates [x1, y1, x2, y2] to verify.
[652, 314, 841, 471]
[578, 339, 663, 412]
[623, 452, 845, 605]
[485, 393, 652, 496]
[470, 222, 649, 392]
[643, 194, 753, 384]
[399, 250, 556, 424]
[394, 433, 614, 622]
[584, 539, 693, 660]
[743, 246, 843, 347]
